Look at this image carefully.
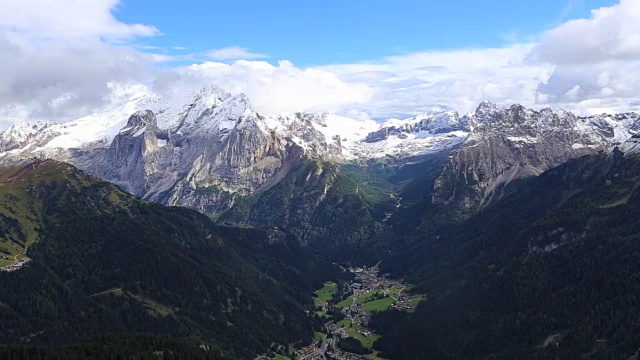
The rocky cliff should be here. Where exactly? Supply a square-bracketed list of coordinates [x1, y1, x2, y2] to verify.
[432, 102, 640, 208]
[1, 86, 638, 215]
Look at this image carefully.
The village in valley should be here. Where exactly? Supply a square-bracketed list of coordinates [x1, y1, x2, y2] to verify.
[0, 255, 31, 272]
[0, 246, 31, 272]
[290, 264, 425, 360]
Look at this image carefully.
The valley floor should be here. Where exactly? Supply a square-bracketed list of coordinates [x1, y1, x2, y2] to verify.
[291, 264, 424, 360]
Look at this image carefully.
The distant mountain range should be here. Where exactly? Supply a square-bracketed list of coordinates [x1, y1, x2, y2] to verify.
[1, 86, 638, 214]
[4, 85, 640, 358]
[0, 85, 639, 253]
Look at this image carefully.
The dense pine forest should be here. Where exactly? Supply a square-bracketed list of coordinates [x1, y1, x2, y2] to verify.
[0, 335, 224, 360]
[0, 161, 345, 358]
[3, 149, 640, 359]
[371, 150, 640, 359]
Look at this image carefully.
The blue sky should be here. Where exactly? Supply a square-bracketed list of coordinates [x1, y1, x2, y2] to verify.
[118, 0, 616, 66]
[0, 0, 638, 127]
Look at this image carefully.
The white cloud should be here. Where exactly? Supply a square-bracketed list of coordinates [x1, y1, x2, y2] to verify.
[0, 0, 159, 126]
[533, 0, 640, 64]
[0, 34, 156, 120]
[533, 0, 640, 115]
[206, 46, 268, 60]
[184, 60, 373, 114]
[0, 0, 158, 40]
[145, 44, 552, 120]
[315, 45, 551, 117]
[1, 0, 640, 130]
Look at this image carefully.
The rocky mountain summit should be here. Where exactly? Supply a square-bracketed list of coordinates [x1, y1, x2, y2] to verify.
[432, 103, 640, 208]
[1, 86, 639, 213]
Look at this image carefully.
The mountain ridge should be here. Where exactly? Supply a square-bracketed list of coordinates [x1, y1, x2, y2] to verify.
[1, 85, 640, 241]
[0, 158, 343, 358]
[371, 138, 640, 359]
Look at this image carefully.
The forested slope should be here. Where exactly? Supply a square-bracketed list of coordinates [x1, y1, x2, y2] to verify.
[0, 160, 339, 358]
[374, 149, 640, 359]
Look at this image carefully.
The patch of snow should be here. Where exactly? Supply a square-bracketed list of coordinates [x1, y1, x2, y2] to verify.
[507, 136, 538, 144]
[357, 131, 468, 159]
[620, 136, 640, 156]
[133, 127, 146, 137]
[40, 86, 153, 150]
[2, 85, 640, 166]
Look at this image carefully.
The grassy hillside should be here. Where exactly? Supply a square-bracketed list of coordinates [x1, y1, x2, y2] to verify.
[0, 160, 70, 266]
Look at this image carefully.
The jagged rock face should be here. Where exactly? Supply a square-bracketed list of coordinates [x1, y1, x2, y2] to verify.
[0, 121, 61, 152]
[84, 110, 167, 196]
[181, 119, 292, 196]
[618, 134, 640, 157]
[273, 112, 345, 160]
[0, 88, 345, 213]
[364, 111, 466, 143]
[432, 104, 640, 208]
[1, 85, 640, 216]
[76, 97, 309, 212]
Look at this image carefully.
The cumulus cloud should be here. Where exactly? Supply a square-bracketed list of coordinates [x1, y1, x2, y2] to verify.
[184, 60, 373, 114]
[0, 0, 158, 40]
[1, 0, 639, 129]
[154, 45, 550, 119]
[316, 45, 551, 118]
[0, 34, 155, 120]
[0, 0, 158, 126]
[536, 60, 640, 114]
[206, 46, 268, 60]
[533, 0, 640, 64]
[533, 0, 640, 114]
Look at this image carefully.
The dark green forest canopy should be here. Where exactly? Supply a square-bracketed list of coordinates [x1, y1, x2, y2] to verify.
[0, 335, 224, 360]
[373, 151, 640, 359]
[0, 160, 343, 358]
[4, 149, 640, 359]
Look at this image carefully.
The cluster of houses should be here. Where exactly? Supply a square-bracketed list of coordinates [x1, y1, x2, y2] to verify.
[306, 265, 422, 359]
[351, 267, 398, 293]
[326, 323, 348, 338]
[390, 296, 414, 311]
[343, 302, 371, 326]
[326, 350, 368, 360]
[296, 342, 321, 359]
[0, 256, 31, 272]
[351, 266, 422, 311]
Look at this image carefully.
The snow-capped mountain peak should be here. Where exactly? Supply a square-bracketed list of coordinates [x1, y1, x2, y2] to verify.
[474, 100, 500, 123]
[2, 88, 639, 163]
[173, 91, 251, 136]
[0, 120, 60, 152]
[2, 85, 640, 214]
